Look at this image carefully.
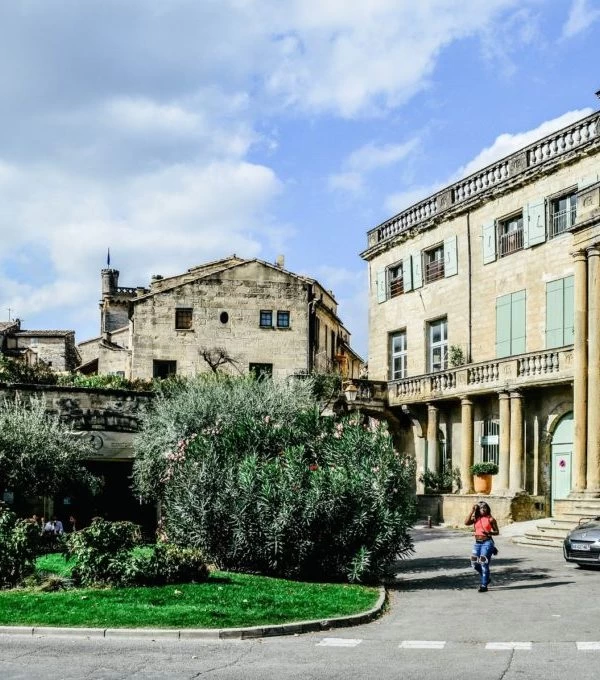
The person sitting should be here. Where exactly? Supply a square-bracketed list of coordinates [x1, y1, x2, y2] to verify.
[43, 516, 64, 536]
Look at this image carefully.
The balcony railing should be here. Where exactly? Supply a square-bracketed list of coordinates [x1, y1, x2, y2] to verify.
[388, 347, 573, 404]
[425, 259, 444, 283]
[549, 207, 576, 238]
[389, 277, 404, 298]
[498, 228, 524, 257]
[365, 111, 599, 249]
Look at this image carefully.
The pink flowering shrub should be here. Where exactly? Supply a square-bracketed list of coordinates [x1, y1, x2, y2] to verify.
[134, 375, 415, 582]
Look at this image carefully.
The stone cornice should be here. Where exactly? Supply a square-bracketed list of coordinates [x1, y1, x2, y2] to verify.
[361, 111, 600, 261]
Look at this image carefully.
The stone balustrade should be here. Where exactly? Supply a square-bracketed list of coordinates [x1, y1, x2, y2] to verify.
[385, 347, 573, 406]
[366, 111, 600, 248]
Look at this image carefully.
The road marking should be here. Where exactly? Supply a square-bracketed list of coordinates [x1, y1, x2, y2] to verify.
[486, 642, 532, 650]
[577, 642, 600, 650]
[317, 638, 362, 647]
[399, 641, 446, 649]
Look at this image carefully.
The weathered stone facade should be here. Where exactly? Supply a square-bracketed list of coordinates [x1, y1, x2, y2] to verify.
[81, 256, 363, 381]
[359, 110, 600, 520]
[0, 321, 79, 371]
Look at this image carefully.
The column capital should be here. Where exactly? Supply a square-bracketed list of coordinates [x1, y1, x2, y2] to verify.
[459, 396, 473, 405]
[587, 245, 600, 258]
[509, 390, 523, 399]
[572, 249, 588, 262]
[426, 402, 439, 411]
[497, 390, 510, 399]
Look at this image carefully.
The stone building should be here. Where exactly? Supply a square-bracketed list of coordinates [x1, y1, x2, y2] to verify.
[357, 109, 600, 528]
[79, 255, 363, 381]
[0, 319, 79, 371]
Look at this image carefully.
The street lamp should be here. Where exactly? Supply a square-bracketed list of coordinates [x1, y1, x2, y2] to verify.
[343, 382, 359, 403]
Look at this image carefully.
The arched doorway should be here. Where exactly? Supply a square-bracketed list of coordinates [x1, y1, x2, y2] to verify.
[551, 412, 573, 513]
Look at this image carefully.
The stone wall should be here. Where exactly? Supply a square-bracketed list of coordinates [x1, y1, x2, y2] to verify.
[130, 261, 312, 380]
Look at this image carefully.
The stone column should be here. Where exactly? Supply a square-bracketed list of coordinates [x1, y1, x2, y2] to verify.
[497, 391, 510, 493]
[587, 246, 600, 492]
[509, 391, 524, 492]
[460, 397, 474, 493]
[426, 404, 439, 474]
[573, 250, 588, 492]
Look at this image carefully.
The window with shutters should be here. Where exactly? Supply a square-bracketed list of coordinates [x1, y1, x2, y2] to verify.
[549, 192, 577, 239]
[498, 212, 524, 257]
[389, 330, 407, 380]
[424, 245, 445, 283]
[428, 317, 448, 372]
[496, 290, 526, 357]
[546, 276, 574, 348]
[387, 263, 404, 298]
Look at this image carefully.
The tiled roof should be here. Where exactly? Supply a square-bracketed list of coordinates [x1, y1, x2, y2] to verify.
[0, 322, 19, 332]
[15, 330, 74, 337]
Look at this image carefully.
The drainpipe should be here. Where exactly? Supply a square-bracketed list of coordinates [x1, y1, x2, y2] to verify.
[466, 211, 473, 362]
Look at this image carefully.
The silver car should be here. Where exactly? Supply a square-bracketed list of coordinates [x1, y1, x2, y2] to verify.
[564, 517, 600, 567]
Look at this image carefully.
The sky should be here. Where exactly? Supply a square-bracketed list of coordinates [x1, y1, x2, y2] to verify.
[0, 0, 599, 360]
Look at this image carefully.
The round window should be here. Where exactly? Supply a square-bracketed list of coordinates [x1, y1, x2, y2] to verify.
[220, 311, 229, 324]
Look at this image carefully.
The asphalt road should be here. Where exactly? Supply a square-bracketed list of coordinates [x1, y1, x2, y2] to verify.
[1, 526, 599, 680]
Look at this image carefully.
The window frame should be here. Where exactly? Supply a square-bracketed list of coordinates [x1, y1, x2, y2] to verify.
[427, 317, 448, 373]
[387, 261, 404, 298]
[249, 362, 273, 380]
[424, 244, 445, 283]
[259, 310, 273, 328]
[276, 310, 290, 328]
[548, 190, 577, 239]
[389, 330, 408, 380]
[497, 211, 524, 258]
[153, 360, 177, 379]
[175, 308, 193, 330]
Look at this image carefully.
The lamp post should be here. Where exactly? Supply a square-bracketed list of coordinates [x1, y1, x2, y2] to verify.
[343, 382, 358, 403]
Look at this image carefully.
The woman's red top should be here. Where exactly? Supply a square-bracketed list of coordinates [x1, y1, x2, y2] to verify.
[474, 515, 494, 537]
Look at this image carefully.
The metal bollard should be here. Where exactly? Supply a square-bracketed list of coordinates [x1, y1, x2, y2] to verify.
[427, 515, 432, 528]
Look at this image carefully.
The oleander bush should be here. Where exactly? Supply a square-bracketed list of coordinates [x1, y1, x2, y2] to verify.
[135, 544, 209, 585]
[133, 375, 416, 582]
[0, 508, 40, 588]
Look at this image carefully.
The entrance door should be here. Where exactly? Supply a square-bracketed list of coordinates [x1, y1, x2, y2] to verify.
[551, 412, 573, 514]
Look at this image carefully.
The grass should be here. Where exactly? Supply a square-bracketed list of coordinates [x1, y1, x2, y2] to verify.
[0, 554, 379, 629]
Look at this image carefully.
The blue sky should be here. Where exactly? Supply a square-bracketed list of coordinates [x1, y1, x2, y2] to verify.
[0, 0, 599, 359]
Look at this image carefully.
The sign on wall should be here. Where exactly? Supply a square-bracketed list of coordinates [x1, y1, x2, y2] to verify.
[77, 430, 135, 460]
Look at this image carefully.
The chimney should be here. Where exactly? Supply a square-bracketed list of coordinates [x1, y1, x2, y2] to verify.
[275, 254, 285, 269]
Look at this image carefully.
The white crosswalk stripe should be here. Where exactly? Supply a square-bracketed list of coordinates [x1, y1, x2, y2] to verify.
[316, 638, 362, 647]
[399, 641, 446, 649]
[577, 642, 600, 650]
[486, 642, 532, 650]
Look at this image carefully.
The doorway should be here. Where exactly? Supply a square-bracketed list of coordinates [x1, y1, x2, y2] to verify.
[551, 412, 573, 514]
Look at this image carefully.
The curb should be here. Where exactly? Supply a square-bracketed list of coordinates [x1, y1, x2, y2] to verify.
[0, 587, 387, 641]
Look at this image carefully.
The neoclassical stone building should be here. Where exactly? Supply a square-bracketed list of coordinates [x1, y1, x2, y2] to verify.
[79, 255, 363, 381]
[358, 109, 600, 527]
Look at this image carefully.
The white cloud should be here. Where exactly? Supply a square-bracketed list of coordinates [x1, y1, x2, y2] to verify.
[330, 139, 419, 194]
[562, 0, 600, 38]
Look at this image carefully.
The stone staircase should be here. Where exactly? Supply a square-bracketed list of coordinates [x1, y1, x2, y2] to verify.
[512, 498, 600, 549]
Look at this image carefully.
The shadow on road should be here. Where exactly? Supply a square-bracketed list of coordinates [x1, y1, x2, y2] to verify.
[386, 555, 575, 591]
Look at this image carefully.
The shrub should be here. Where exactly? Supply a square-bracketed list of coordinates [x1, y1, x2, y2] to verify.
[419, 462, 462, 493]
[66, 518, 142, 587]
[134, 375, 416, 582]
[135, 544, 209, 585]
[0, 508, 40, 587]
[470, 462, 499, 476]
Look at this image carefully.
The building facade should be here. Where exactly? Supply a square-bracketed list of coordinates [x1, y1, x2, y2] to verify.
[0, 320, 79, 371]
[80, 256, 363, 381]
[359, 109, 600, 523]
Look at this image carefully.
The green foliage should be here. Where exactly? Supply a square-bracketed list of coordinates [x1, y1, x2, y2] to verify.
[66, 518, 142, 587]
[56, 372, 152, 391]
[0, 357, 57, 385]
[448, 345, 466, 367]
[133, 375, 416, 582]
[470, 461, 499, 475]
[0, 397, 98, 496]
[0, 508, 40, 587]
[135, 544, 209, 585]
[310, 372, 342, 402]
[419, 461, 462, 493]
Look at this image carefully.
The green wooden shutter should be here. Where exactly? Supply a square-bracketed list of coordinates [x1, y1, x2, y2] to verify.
[412, 253, 423, 289]
[496, 294, 512, 358]
[403, 256, 413, 292]
[524, 200, 546, 248]
[444, 235, 458, 277]
[376, 269, 387, 303]
[564, 275, 574, 345]
[482, 222, 496, 264]
[546, 279, 565, 348]
[511, 290, 526, 355]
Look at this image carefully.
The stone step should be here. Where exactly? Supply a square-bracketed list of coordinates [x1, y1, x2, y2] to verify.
[531, 526, 570, 539]
[512, 536, 562, 550]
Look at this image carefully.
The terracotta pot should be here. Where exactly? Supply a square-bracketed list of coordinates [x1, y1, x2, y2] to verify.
[473, 473, 492, 495]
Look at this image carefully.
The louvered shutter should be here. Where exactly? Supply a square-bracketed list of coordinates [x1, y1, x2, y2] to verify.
[545, 279, 564, 348]
[444, 235, 458, 277]
[482, 222, 496, 264]
[524, 200, 546, 247]
[376, 269, 387, 303]
[511, 290, 526, 355]
[412, 253, 423, 289]
[496, 294, 512, 358]
[403, 256, 413, 292]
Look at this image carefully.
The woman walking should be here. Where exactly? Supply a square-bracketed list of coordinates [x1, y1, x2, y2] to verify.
[465, 501, 499, 593]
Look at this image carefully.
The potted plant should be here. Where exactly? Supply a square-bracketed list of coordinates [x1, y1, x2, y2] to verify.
[469, 461, 499, 495]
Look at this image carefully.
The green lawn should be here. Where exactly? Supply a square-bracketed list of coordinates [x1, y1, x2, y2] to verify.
[0, 555, 379, 629]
